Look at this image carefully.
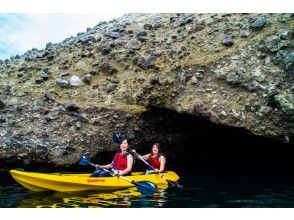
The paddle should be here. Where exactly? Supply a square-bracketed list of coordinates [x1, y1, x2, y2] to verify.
[112, 133, 181, 188]
[79, 155, 157, 196]
[132, 151, 182, 188]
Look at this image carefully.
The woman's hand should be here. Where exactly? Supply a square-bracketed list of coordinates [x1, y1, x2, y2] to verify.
[154, 169, 159, 173]
[113, 171, 121, 176]
[95, 164, 101, 169]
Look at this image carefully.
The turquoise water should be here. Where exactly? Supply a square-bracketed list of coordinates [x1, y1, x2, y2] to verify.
[1, 170, 294, 208]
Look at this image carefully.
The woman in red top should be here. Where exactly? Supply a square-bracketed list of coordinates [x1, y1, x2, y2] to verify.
[134, 143, 166, 174]
[91, 139, 134, 177]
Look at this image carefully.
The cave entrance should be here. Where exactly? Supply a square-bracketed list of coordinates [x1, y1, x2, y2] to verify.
[137, 107, 294, 177]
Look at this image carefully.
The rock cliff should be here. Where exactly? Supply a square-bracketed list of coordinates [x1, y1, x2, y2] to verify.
[0, 13, 293, 168]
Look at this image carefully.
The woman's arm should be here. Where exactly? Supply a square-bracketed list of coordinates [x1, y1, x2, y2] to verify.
[119, 155, 133, 176]
[158, 156, 166, 173]
[141, 153, 150, 161]
[95, 163, 112, 170]
[131, 150, 150, 161]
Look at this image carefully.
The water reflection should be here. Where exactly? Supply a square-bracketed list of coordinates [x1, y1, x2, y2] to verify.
[3, 172, 294, 208]
[17, 188, 168, 208]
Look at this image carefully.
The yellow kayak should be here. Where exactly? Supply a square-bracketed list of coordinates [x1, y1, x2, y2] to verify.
[10, 170, 179, 192]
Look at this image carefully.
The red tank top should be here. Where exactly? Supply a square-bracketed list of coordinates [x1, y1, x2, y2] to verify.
[148, 155, 161, 170]
[112, 153, 128, 171]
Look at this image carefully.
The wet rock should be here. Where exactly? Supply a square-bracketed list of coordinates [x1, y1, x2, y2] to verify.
[69, 75, 81, 86]
[125, 113, 133, 119]
[44, 91, 55, 102]
[137, 31, 148, 42]
[35, 71, 49, 84]
[154, 22, 162, 29]
[178, 71, 186, 83]
[4, 85, 12, 94]
[257, 106, 271, 116]
[250, 18, 267, 31]
[137, 35, 148, 42]
[45, 112, 59, 122]
[15, 106, 23, 112]
[192, 102, 211, 119]
[17, 72, 24, 78]
[190, 75, 198, 84]
[107, 31, 120, 39]
[78, 35, 97, 45]
[137, 31, 147, 37]
[46, 42, 53, 49]
[56, 79, 70, 88]
[149, 75, 160, 85]
[35, 76, 45, 84]
[66, 103, 80, 111]
[265, 35, 288, 52]
[106, 83, 118, 92]
[18, 65, 28, 72]
[219, 111, 227, 117]
[179, 15, 194, 26]
[274, 92, 294, 118]
[76, 121, 82, 130]
[0, 117, 7, 123]
[277, 29, 293, 40]
[222, 35, 234, 47]
[100, 44, 112, 55]
[92, 60, 100, 66]
[283, 136, 290, 144]
[195, 72, 204, 79]
[138, 53, 158, 70]
[77, 113, 88, 123]
[283, 52, 294, 74]
[83, 74, 92, 85]
[189, 22, 206, 34]
[57, 105, 66, 112]
[240, 31, 250, 38]
[143, 23, 153, 30]
[0, 100, 5, 109]
[226, 72, 240, 84]
[128, 39, 142, 50]
[99, 63, 118, 75]
[166, 38, 173, 45]
[75, 61, 87, 70]
[247, 81, 263, 92]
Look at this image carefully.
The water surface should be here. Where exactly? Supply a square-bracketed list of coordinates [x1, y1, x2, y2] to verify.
[1, 170, 294, 208]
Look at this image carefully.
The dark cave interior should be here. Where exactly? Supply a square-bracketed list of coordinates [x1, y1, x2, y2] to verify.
[133, 107, 294, 178]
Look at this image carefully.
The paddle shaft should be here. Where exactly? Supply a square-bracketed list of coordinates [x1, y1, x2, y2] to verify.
[132, 152, 167, 179]
[87, 161, 135, 184]
[133, 152, 156, 170]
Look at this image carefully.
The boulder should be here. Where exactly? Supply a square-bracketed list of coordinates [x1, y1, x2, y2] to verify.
[250, 18, 267, 31]
[222, 35, 234, 47]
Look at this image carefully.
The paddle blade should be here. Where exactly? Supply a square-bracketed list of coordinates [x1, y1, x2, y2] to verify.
[113, 133, 122, 144]
[166, 179, 182, 188]
[133, 181, 157, 196]
[79, 155, 90, 166]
